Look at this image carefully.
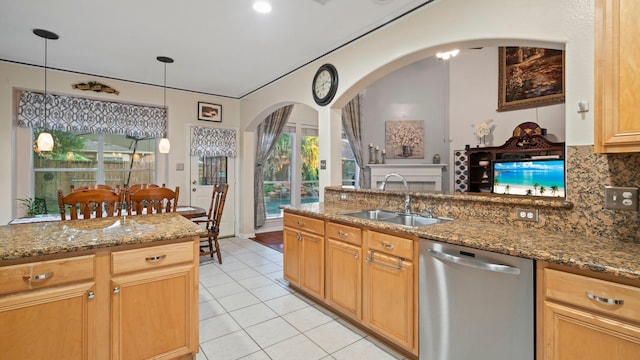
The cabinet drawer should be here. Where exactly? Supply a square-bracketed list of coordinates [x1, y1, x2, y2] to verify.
[0, 255, 95, 295]
[284, 213, 325, 236]
[366, 231, 414, 260]
[112, 241, 195, 275]
[545, 268, 640, 324]
[326, 222, 361, 246]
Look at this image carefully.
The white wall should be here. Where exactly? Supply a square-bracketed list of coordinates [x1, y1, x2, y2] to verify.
[0, 61, 240, 223]
[239, 0, 594, 235]
[449, 47, 566, 151]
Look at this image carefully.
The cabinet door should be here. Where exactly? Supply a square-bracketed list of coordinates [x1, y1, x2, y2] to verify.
[595, 0, 640, 153]
[363, 250, 414, 349]
[283, 227, 302, 286]
[544, 301, 640, 359]
[300, 231, 325, 299]
[326, 239, 362, 319]
[111, 264, 196, 360]
[0, 282, 96, 360]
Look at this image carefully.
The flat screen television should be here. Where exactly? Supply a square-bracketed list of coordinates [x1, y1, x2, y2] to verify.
[492, 159, 565, 197]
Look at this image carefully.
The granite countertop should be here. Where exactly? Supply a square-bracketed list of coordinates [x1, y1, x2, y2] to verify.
[0, 213, 207, 262]
[284, 203, 640, 281]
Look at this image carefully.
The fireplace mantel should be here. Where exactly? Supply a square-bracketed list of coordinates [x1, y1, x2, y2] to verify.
[368, 163, 446, 191]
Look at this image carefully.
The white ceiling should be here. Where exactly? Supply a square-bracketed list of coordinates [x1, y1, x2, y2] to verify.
[0, 0, 433, 98]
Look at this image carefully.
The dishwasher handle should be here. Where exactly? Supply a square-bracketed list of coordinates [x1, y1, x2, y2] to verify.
[426, 248, 520, 275]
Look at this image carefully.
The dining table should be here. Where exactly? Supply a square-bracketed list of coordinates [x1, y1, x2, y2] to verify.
[8, 205, 207, 225]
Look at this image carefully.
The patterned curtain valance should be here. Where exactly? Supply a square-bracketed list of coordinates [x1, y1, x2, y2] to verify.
[190, 126, 237, 158]
[17, 91, 167, 138]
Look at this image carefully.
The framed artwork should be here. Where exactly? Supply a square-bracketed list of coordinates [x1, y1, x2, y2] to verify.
[384, 120, 425, 159]
[497, 47, 565, 112]
[198, 102, 222, 122]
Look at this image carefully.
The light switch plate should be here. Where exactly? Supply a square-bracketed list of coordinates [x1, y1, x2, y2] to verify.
[176, 163, 184, 171]
[604, 186, 638, 211]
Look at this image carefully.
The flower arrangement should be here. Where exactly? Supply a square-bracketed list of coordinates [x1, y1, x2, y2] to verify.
[388, 121, 423, 148]
[472, 119, 494, 146]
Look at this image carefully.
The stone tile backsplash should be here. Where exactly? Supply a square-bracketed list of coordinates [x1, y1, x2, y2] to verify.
[326, 145, 640, 243]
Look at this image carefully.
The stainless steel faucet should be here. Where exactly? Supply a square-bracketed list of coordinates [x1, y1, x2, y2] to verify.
[379, 172, 411, 214]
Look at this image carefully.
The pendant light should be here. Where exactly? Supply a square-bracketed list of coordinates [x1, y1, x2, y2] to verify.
[157, 56, 173, 154]
[34, 29, 59, 152]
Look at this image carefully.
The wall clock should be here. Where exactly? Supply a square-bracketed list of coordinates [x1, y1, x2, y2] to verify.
[312, 64, 338, 106]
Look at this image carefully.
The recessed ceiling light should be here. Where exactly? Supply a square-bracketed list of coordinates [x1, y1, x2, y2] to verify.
[253, 1, 272, 13]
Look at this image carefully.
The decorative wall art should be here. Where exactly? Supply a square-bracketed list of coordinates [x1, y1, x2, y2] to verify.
[384, 120, 424, 159]
[71, 81, 120, 95]
[497, 46, 565, 112]
[198, 102, 222, 122]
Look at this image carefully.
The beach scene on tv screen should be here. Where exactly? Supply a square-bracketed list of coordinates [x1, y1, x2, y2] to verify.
[493, 160, 565, 197]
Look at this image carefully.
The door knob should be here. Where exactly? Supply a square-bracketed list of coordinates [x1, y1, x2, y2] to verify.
[192, 180, 197, 184]
[192, 188, 196, 192]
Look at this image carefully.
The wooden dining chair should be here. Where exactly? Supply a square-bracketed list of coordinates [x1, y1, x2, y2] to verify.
[126, 186, 179, 215]
[57, 188, 123, 220]
[192, 184, 229, 264]
[126, 183, 165, 194]
[70, 184, 120, 192]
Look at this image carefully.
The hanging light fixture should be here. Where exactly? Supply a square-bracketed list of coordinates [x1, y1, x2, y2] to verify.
[157, 56, 173, 154]
[34, 29, 59, 152]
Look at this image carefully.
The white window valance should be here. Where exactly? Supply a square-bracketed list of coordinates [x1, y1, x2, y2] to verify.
[17, 91, 167, 138]
[190, 126, 237, 157]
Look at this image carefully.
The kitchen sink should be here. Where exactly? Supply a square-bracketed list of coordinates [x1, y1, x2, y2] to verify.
[340, 209, 453, 227]
[380, 213, 450, 227]
[339, 209, 399, 221]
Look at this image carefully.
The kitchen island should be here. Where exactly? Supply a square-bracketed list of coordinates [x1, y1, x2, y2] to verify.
[0, 213, 206, 360]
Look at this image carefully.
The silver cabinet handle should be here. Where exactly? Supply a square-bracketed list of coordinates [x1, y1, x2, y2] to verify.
[113, 287, 120, 294]
[380, 242, 395, 249]
[27, 272, 53, 281]
[296, 233, 302, 241]
[586, 292, 624, 305]
[88, 291, 95, 299]
[365, 250, 402, 270]
[338, 230, 349, 238]
[426, 248, 520, 275]
[354, 253, 359, 259]
[145, 255, 167, 262]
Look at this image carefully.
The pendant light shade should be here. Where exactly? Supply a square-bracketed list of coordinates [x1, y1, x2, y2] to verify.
[158, 137, 171, 153]
[37, 132, 54, 151]
[34, 29, 59, 153]
[157, 56, 173, 154]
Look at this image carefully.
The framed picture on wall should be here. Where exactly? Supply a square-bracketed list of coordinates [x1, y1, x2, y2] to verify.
[198, 102, 222, 122]
[497, 46, 565, 112]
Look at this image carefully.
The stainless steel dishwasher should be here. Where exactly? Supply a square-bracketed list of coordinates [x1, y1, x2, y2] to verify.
[419, 238, 534, 360]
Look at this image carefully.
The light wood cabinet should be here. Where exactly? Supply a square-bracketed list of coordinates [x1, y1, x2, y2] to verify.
[595, 0, 640, 153]
[539, 264, 640, 359]
[110, 242, 198, 360]
[325, 222, 362, 320]
[0, 256, 96, 360]
[0, 240, 199, 360]
[363, 230, 416, 354]
[283, 213, 325, 299]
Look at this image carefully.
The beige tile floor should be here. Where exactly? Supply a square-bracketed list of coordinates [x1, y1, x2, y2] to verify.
[197, 237, 407, 360]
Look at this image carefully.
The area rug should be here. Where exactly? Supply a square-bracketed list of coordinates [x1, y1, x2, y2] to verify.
[250, 231, 283, 253]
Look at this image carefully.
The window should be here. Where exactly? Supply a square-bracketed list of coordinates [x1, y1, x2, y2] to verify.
[262, 124, 319, 219]
[196, 156, 227, 185]
[341, 132, 357, 187]
[263, 129, 293, 219]
[33, 128, 157, 213]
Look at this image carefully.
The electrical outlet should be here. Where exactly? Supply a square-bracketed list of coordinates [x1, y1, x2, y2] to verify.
[340, 193, 348, 200]
[515, 208, 538, 222]
[604, 186, 639, 211]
